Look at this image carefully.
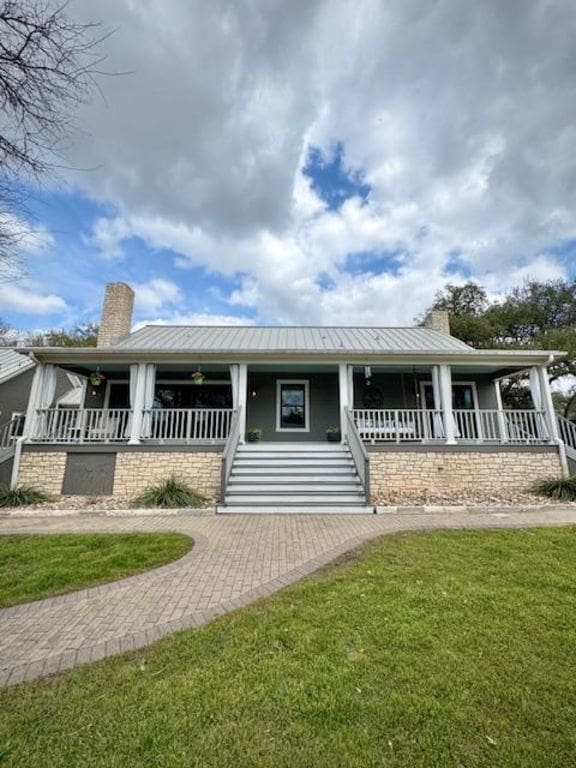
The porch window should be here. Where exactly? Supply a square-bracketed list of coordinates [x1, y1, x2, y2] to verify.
[276, 380, 309, 432]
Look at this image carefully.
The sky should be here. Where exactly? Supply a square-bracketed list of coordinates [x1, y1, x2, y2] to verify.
[1, 0, 576, 333]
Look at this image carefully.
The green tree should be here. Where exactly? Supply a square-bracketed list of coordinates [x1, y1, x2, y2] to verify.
[28, 322, 98, 347]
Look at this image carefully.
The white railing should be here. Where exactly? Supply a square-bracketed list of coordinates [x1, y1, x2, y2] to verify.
[345, 408, 370, 502]
[557, 414, 576, 456]
[141, 408, 234, 442]
[220, 407, 242, 499]
[0, 414, 24, 448]
[33, 408, 132, 443]
[453, 409, 549, 444]
[352, 409, 445, 444]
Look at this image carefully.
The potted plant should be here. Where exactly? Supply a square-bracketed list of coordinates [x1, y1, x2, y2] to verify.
[246, 427, 263, 443]
[89, 370, 106, 388]
[326, 425, 341, 442]
[191, 370, 205, 385]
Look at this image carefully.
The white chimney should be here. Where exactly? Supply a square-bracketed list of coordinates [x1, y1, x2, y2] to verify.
[97, 282, 134, 348]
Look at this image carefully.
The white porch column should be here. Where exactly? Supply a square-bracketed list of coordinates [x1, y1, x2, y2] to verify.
[21, 361, 44, 440]
[494, 379, 509, 443]
[128, 363, 146, 444]
[438, 364, 456, 444]
[431, 365, 441, 410]
[237, 363, 247, 442]
[347, 365, 354, 411]
[229, 364, 240, 408]
[529, 367, 542, 410]
[537, 365, 560, 442]
[339, 363, 350, 440]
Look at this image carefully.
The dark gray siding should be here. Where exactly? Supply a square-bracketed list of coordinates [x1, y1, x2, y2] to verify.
[0, 368, 35, 422]
[0, 455, 13, 486]
[246, 372, 340, 442]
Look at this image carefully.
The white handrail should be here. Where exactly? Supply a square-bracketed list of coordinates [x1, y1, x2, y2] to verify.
[345, 408, 370, 503]
[220, 407, 241, 499]
[0, 414, 24, 448]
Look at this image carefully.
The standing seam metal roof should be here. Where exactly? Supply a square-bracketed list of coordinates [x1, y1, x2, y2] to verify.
[113, 325, 474, 353]
[0, 347, 34, 385]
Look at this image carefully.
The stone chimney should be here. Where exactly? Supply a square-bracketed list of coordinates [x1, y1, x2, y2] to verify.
[97, 282, 134, 348]
[422, 309, 451, 336]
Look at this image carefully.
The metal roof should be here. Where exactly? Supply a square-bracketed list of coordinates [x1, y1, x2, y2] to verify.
[114, 325, 475, 354]
[0, 347, 34, 385]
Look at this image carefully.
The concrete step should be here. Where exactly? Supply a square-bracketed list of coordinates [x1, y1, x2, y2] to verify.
[229, 474, 361, 484]
[218, 505, 373, 514]
[237, 452, 350, 460]
[226, 483, 363, 493]
[234, 458, 354, 467]
[238, 443, 345, 451]
[224, 494, 366, 505]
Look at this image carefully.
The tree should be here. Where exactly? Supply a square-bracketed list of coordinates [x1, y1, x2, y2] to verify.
[0, 0, 105, 285]
[27, 322, 98, 347]
[426, 279, 576, 412]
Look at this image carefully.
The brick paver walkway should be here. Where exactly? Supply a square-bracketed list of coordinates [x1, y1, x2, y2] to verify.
[1, 507, 575, 686]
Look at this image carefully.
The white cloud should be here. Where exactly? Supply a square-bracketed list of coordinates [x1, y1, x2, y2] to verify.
[0, 284, 67, 315]
[0, 213, 54, 255]
[133, 313, 254, 330]
[65, 0, 576, 325]
[133, 278, 182, 314]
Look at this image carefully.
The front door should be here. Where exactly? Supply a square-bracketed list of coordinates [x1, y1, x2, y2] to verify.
[276, 380, 310, 434]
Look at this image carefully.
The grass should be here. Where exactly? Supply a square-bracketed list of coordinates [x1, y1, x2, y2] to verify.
[0, 533, 192, 608]
[133, 475, 207, 508]
[0, 527, 576, 767]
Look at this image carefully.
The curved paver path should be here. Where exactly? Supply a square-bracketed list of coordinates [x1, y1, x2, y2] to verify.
[1, 507, 575, 687]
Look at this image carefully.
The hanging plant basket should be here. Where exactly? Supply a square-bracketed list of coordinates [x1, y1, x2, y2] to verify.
[191, 370, 205, 385]
[89, 371, 106, 388]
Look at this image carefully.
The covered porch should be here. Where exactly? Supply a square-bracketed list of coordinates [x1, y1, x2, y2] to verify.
[21, 356, 559, 449]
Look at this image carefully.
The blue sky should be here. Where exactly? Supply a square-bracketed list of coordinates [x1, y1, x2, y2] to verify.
[1, 0, 576, 334]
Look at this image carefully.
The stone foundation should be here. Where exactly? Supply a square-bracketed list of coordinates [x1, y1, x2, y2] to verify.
[369, 448, 563, 502]
[18, 452, 67, 495]
[113, 452, 222, 499]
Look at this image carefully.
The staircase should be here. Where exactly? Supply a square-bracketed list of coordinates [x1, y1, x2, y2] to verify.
[223, 442, 367, 508]
[557, 414, 576, 467]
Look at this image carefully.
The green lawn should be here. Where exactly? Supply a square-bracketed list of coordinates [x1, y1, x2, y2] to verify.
[0, 533, 192, 608]
[1, 527, 575, 768]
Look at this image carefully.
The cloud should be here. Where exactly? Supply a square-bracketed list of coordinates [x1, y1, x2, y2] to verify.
[133, 277, 182, 314]
[133, 313, 254, 330]
[0, 284, 67, 315]
[54, 0, 576, 326]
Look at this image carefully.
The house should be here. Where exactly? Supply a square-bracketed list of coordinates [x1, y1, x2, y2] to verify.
[8, 282, 576, 507]
[0, 348, 83, 486]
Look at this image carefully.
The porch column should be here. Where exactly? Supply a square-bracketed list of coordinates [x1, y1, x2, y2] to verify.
[339, 363, 350, 440]
[494, 379, 509, 443]
[141, 364, 156, 438]
[536, 365, 560, 443]
[237, 363, 247, 442]
[229, 364, 239, 408]
[438, 364, 456, 444]
[21, 361, 44, 440]
[529, 367, 542, 410]
[347, 365, 354, 410]
[431, 365, 441, 410]
[128, 363, 146, 444]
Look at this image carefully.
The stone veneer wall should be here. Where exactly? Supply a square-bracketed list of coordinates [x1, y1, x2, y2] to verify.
[18, 452, 67, 495]
[113, 452, 222, 499]
[369, 449, 563, 501]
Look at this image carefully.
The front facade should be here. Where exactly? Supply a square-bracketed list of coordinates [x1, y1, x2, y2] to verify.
[9, 284, 571, 507]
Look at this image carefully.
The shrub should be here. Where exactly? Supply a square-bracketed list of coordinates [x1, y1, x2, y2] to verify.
[133, 476, 207, 509]
[0, 484, 52, 508]
[532, 476, 576, 501]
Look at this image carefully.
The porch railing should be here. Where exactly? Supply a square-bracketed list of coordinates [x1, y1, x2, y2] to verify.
[0, 414, 24, 448]
[33, 408, 132, 443]
[220, 407, 242, 499]
[352, 408, 445, 443]
[452, 409, 549, 444]
[344, 408, 370, 503]
[141, 408, 234, 442]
